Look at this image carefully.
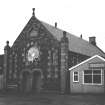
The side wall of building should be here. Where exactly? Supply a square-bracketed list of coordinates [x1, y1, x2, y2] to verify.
[0, 75, 4, 89]
[70, 57, 105, 93]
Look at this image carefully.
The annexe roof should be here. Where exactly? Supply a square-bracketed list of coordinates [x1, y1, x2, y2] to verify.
[69, 55, 105, 71]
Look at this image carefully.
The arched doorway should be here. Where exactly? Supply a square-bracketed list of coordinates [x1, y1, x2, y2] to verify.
[32, 71, 41, 93]
[22, 71, 31, 92]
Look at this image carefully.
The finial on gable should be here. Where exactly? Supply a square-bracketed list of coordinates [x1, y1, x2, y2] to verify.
[6, 41, 9, 45]
[32, 8, 35, 16]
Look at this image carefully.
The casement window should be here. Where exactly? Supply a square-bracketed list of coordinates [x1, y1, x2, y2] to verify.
[73, 71, 79, 82]
[84, 69, 102, 85]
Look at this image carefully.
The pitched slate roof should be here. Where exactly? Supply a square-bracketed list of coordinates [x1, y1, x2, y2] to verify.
[41, 21, 105, 57]
[12, 15, 105, 57]
[69, 55, 105, 71]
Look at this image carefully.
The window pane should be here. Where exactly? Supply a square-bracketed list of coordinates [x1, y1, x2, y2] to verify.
[84, 75, 92, 83]
[74, 72, 78, 75]
[84, 70, 92, 74]
[74, 75, 78, 81]
[93, 70, 101, 74]
[93, 75, 101, 83]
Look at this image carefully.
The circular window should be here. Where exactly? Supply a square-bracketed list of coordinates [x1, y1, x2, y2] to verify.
[27, 47, 39, 62]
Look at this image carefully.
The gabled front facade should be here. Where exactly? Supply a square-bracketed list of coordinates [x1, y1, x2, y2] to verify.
[2, 9, 105, 94]
[3, 10, 69, 93]
[69, 55, 105, 93]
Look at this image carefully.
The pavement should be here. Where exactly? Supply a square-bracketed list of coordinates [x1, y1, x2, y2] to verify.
[0, 93, 104, 105]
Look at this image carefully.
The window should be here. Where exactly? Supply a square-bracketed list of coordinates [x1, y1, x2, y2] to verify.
[84, 70, 92, 83]
[84, 69, 102, 85]
[73, 71, 79, 82]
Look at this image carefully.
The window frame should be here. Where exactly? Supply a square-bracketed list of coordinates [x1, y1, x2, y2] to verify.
[73, 71, 79, 82]
[83, 69, 102, 85]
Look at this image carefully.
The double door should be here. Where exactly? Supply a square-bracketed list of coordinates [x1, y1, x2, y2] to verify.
[22, 71, 41, 93]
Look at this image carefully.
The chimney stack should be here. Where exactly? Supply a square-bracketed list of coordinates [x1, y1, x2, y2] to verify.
[89, 36, 96, 46]
[55, 22, 57, 28]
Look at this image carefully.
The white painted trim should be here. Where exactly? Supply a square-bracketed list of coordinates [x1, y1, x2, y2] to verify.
[73, 71, 79, 82]
[83, 83, 102, 86]
[101, 69, 102, 85]
[69, 55, 105, 71]
[82, 71, 84, 85]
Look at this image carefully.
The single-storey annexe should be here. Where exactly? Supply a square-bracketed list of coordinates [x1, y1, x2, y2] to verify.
[69, 55, 105, 94]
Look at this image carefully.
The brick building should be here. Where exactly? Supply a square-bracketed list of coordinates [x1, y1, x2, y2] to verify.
[2, 8, 105, 93]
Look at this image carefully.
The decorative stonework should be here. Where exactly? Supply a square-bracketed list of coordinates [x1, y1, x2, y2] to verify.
[4, 12, 61, 92]
[4, 41, 11, 88]
[53, 49, 59, 78]
[30, 30, 38, 37]
[60, 31, 69, 94]
[47, 50, 52, 78]
[9, 54, 12, 79]
[14, 54, 17, 79]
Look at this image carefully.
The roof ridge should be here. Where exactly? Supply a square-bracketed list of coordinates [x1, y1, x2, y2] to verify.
[11, 14, 105, 57]
[41, 20, 89, 42]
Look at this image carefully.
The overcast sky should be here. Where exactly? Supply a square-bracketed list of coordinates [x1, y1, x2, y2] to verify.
[0, 0, 105, 54]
